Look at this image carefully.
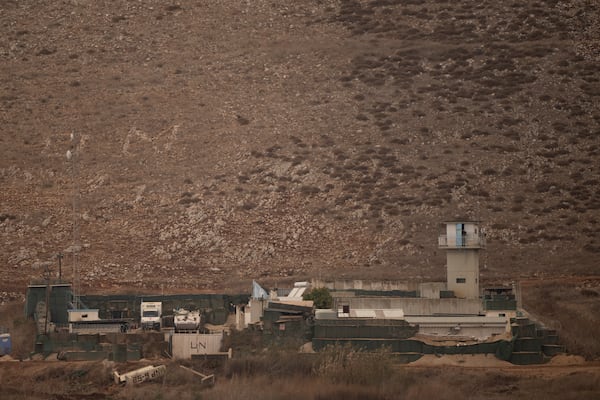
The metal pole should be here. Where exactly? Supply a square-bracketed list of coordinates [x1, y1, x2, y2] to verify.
[73, 142, 78, 309]
[57, 252, 63, 280]
[68, 133, 81, 309]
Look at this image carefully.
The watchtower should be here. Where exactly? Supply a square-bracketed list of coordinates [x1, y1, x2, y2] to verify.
[438, 221, 485, 299]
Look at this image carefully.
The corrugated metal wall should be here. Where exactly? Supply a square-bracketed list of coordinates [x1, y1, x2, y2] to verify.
[26, 285, 72, 325]
[311, 315, 567, 364]
[314, 319, 418, 339]
[80, 293, 244, 325]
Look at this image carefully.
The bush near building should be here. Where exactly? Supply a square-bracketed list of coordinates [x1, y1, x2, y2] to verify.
[303, 287, 333, 309]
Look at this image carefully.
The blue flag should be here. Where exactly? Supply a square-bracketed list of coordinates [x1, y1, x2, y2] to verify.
[252, 280, 269, 299]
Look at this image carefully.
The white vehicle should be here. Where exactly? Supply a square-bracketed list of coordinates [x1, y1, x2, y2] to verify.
[141, 301, 162, 331]
[173, 308, 201, 332]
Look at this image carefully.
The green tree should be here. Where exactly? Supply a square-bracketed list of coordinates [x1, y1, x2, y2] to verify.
[303, 287, 333, 309]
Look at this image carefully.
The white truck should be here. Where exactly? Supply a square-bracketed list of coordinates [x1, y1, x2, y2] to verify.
[140, 301, 162, 331]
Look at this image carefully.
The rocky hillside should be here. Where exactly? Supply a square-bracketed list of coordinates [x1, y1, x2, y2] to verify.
[1, 0, 599, 300]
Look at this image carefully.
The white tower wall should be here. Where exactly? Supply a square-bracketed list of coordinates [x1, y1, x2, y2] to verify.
[439, 221, 484, 299]
[446, 251, 480, 299]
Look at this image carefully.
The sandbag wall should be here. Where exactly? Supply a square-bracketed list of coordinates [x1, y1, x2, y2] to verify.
[509, 316, 565, 365]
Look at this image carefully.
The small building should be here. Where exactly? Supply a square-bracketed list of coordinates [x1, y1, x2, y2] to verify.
[169, 332, 227, 359]
[68, 309, 129, 334]
[237, 281, 313, 330]
[261, 300, 313, 338]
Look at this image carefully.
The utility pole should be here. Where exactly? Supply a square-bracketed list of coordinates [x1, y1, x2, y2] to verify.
[44, 265, 51, 334]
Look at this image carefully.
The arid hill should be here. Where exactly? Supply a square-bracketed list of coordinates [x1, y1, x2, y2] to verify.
[1, 0, 599, 300]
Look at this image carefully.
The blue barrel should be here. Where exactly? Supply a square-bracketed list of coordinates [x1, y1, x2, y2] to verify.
[0, 333, 11, 356]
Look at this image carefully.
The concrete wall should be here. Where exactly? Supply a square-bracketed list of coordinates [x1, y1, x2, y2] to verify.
[244, 298, 267, 326]
[312, 279, 420, 292]
[170, 332, 224, 360]
[418, 282, 446, 299]
[334, 297, 482, 315]
[69, 323, 123, 334]
[485, 310, 517, 318]
[235, 305, 246, 330]
[446, 250, 480, 299]
[405, 316, 509, 339]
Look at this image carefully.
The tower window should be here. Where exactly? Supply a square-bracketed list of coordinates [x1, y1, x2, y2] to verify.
[456, 278, 466, 284]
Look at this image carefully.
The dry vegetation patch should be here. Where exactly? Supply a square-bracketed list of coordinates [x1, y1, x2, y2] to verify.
[522, 278, 600, 360]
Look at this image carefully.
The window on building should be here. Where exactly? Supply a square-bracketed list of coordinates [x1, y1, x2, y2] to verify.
[456, 278, 466, 284]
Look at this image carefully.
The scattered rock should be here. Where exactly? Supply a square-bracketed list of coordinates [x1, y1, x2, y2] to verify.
[63, 245, 82, 254]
